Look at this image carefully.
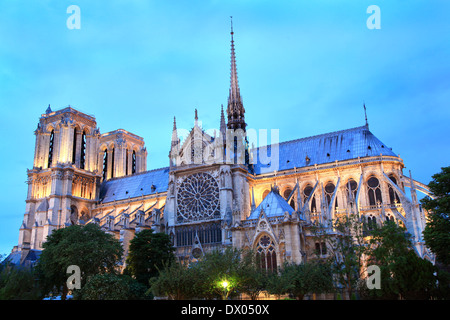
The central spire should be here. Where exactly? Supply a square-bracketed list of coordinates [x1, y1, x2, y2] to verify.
[227, 16, 246, 131]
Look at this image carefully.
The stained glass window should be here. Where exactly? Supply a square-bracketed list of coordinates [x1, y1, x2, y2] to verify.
[176, 172, 220, 222]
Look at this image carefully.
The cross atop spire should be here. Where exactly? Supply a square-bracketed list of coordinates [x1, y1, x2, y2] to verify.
[227, 16, 246, 131]
[363, 102, 369, 128]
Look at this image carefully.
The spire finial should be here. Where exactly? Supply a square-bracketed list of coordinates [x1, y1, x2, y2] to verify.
[230, 16, 234, 35]
[195, 108, 198, 121]
[364, 101, 368, 128]
[227, 17, 246, 131]
[171, 116, 179, 148]
[220, 104, 226, 134]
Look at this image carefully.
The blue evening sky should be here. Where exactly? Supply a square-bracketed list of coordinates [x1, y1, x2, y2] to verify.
[0, 0, 449, 255]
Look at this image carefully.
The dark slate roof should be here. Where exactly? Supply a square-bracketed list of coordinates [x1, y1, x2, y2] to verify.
[250, 125, 397, 175]
[248, 189, 295, 220]
[4, 250, 42, 267]
[99, 167, 170, 203]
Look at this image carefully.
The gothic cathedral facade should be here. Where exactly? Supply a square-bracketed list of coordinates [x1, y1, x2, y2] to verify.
[12, 24, 435, 270]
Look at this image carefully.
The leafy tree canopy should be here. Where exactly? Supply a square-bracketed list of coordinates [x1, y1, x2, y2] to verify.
[36, 223, 123, 299]
[124, 229, 175, 286]
[421, 166, 450, 265]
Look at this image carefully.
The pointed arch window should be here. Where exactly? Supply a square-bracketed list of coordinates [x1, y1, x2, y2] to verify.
[367, 176, 382, 206]
[102, 149, 108, 180]
[111, 148, 115, 178]
[346, 179, 358, 200]
[325, 182, 338, 209]
[367, 215, 377, 230]
[48, 130, 54, 168]
[388, 175, 401, 204]
[70, 206, 78, 225]
[256, 235, 277, 273]
[125, 149, 129, 175]
[283, 188, 295, 209]
[303, 185, 317, 212]
[72, 127, 78, 165]
[80, 131, 86, 169]
[132, 150, 136, 174]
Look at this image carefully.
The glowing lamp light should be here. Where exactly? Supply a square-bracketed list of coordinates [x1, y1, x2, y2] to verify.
[221, 280, 229, 289]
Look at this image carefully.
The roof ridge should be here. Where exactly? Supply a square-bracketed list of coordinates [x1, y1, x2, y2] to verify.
[103, 166, 169, 183]
[253, 125, 368, 150]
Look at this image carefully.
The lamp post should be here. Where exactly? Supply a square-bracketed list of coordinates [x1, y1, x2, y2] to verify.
[221, 280, 229, 300]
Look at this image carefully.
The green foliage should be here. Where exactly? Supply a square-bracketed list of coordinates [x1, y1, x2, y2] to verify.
[363, 221, 439, 299]
[124, 229, 175, 287]
[74, 273, 148, 300]
[284, 261, 334, 300]
[310, 214, 367, 299]
[189, 247, 243, 299]
[149, 248, 270, 300]
[265, 271, 291, 299]
[149, 261, 200, 299]
[35, 224, 123, 299]
[421, 166, 450, 265]
[238, 250, 269, 300]
[0, 264, 41, 300]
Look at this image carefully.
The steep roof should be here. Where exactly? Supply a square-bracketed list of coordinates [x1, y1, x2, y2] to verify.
[98, 126, 398, 203]
[99, 167, 169, 203]
[248, 188, 295, 220]
[250, 125, 397, 175]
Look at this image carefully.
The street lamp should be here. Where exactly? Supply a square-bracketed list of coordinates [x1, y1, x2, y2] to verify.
[221, 280, 229, 300]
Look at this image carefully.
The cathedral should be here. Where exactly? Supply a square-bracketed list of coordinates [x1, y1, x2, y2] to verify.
[11, 22, 435, 270]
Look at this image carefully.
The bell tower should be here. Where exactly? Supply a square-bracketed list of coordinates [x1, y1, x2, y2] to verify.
[18, 106, 102, 260]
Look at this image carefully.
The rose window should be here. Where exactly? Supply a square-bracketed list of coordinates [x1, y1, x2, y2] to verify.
[176, 172, 220, 222]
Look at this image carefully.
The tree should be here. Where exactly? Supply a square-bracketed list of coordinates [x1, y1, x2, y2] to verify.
[421, 166, 450, 266]
[311, 214, 367, 299]
[75, 273, 147, 300]
[36, 224, 123, 300]
[189, 247, 243, 299]
[265, 271, 291, 299]
[237, 249, 269, 300]
[278, 261, 334, 300]
[0, 263, 41, 300]
[149, 261, 200, 300]
[364, 221, 438, 299]
[124, 229, 175, 287]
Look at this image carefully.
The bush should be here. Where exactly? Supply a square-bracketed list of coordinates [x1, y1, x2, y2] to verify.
[74, 273, 148, 300]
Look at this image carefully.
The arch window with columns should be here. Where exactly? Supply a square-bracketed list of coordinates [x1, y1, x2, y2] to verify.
[256, 235, 277, 273]
[367, 176, 382, 206]
[303, 184, 317, 212]
[324, 182, 338, 209]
